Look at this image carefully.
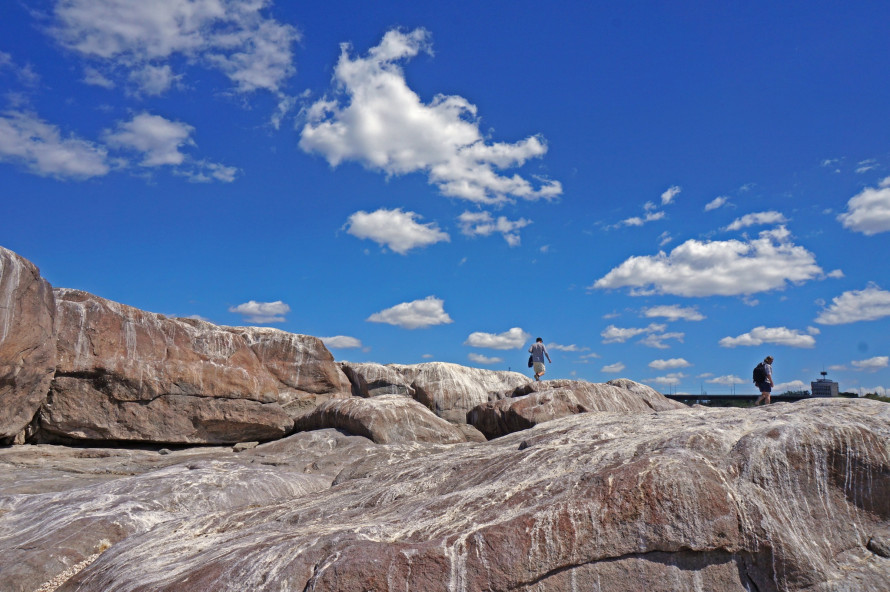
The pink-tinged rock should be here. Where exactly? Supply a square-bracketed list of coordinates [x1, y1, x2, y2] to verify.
[0, 247, 56, 444]
[341, 361, 531, 423]
[42, 289, 354, 444]
[469, 378, 684, 438]
[293, 394, 470, 444]
[34, 399, 889, 592]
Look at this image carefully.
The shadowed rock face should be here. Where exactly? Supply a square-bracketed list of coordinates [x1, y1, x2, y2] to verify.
[469, 379, 685, 439]
[341, 361, 532, 423]
[1, 399, 885, 592]
[0, 247, 56, 444]
[294, 394, 470, 444]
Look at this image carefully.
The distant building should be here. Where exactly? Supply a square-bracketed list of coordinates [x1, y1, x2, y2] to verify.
[811, 371, 839, 398]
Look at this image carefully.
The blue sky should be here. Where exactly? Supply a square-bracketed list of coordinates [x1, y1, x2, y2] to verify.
[2, 1, 889, 396]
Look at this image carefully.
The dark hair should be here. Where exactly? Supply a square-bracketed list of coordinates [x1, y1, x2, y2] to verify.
[536, 337, 543, 342]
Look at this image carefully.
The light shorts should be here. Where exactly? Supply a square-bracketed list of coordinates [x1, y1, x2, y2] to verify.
[533, 362, 546, 374]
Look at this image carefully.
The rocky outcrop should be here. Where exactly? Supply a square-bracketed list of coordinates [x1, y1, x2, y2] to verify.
[294, 394, 470, 444]
[341, 361, 531, 423]
[40, 289, 351, 444]
[2, 398, 886, 591]
[468, 378, 684, 439]
[0, 247, 56, 444]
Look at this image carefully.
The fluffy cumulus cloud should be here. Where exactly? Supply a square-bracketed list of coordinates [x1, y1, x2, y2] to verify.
[104, 112, 194, 166]
[851, 356, 889, 372]
[591, 227, 823, 297]
[641, 305, 705, 322]
[648, 358, 691, 370]
[649, 373, 686, 386]
[718, 326, 816, 349]
[228, 300, 290, 323]
[51, 0, 300, 96]
[299, 28, 561, 204]
[319, 335, 363, 349]
[724, 210, 788, 231]
[468, 352, 503, 365]
[464, 327, 530, 350]
[638, 332, 684, 349]
[601, 362, 625, 373]
[706, 375, 746, 386]
[344, 208, 449, 254]
[457, 211, 531, 246]
[366, 296, 453, 329]
[0, 111, 110, 178]
[815, 284, 890, 325]
[838, 178, 890, 235]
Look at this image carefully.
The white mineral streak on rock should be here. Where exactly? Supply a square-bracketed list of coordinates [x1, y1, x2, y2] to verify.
[28, 398, 885, 591]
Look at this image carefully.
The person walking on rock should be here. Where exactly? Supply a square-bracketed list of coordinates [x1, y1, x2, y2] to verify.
[753, 355, 774, 406]
[528, 337, 552, 381]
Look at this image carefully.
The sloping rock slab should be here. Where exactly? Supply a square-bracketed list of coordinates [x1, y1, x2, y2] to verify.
[469, 378, 684, 438]
[294, 394, 470, 444]
[37, 399, 889, 591]
[0, 247, 56, 443]
[341, 361, 531, 423]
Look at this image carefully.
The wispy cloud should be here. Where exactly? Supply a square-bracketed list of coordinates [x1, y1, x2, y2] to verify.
[457, 211, 531, 246]
[464, 327, 530, 350]
[228, 300, 290, 324]
[641, 305, 705, 322]
[601, 323, 666, 344]
[661, 185, 681, 205]
[724, 210, 788, 231]
[366, 296, 453, 329]
[344, 208, 449, 254]
[299, 28, 561, 204]
[601, 362, 625, 373]
[704, 196, 729, 211]
[468, 352, 503, 365]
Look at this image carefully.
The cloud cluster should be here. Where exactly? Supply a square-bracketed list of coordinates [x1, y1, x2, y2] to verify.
[592, 227, 823, 297]
[838, 178, 890, 235]
[344, 208, 449, 254]
[464, 327, 530, 350]
[366, 296, 453, 329]
[601, 323, 683, 349]
[718, 326, 817, 349]
[299, 28, 561, 204]
[228, 300, 290, 323]
[724, 210, 788, 231]
[457, 211, 531, 246]
[815, 284, 890, 325]
[51, 0, 300, 96]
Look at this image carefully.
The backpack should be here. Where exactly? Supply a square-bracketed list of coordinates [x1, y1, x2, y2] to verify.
[752, 362, 766, 383]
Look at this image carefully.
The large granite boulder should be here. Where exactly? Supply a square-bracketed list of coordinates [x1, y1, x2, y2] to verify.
[4, 398, 885, 591]
[0, 247, 56, 444]
[294, 394, 470, 444]
[40, 289, 349, 444]
[341, 361, 531, 423]
[468, 378, 684, 438]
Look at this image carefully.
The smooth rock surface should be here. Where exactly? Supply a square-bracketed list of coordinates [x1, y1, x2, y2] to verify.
[294, 394, 470, 444]
[0, 247, 56, 444]
[341, 361, 532, 423]
[1, 398, 884, 591]
[469, 378, 684, 438]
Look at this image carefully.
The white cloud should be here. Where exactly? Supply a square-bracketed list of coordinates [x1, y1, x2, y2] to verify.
[661, 185, 681, 205]
[468, 353, 503, 365]
[838, 178, 890, 235]
[464, 327, 530, 350]
[104, 112, 194, 166]
[602, 362, 625, 373]
[128, 64, 179, 96]
[851, 356, 889, 372]
[591, 226, 823, 297]
[228, 300, 289, 324]
[815, 284, 890, 325]
[366, 296, 453, 329]
[855, 159, 877, 174]
[641, 305, 705, 322]
[649, 372, 685, 386]
[706, 375, 746, 386]
[638, 332, 684, 349]
[649, 358, 691, 370]
[0, 111, 110, 179]
[773, 380, 809, 393]
[547, 343, 588, 352]
[51, 0, 300, 95]
[82, 66, 115, 88]
[179, 160, 239, 183]
[344, 208, 449, 254]
[319, 335, 363, 349]
[704, 196, 729, 211]
[457, 211, 531, 246]
[601, 323, 666, 344]
[617, 210, 665, 228]
[658, 231, 673, 247]
[718, 326, 816, 349]
[299, 28, 561, 204]
[724, 210, 788, 231]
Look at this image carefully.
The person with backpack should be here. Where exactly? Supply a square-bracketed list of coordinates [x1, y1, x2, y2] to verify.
[528, 337, 552, 381]
[753, 356, 774, 406]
